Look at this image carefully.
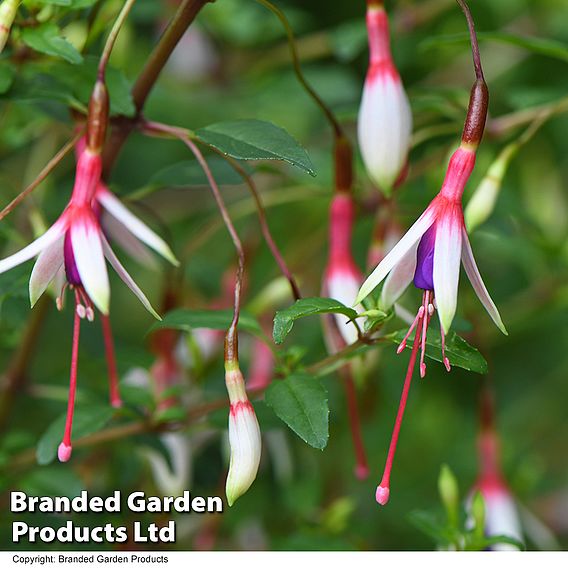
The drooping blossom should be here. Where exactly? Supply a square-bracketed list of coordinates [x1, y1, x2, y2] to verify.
[0, 84, 177, 461]
[356, 83, 507, 379]
[357, 0, 412, 194]
[473, 427, 523, 550]
[225, 361, 261, 506]
[0, 0, 19, 53]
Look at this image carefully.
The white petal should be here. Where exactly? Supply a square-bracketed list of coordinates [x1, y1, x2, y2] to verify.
[433, 209, 462, 335]
[29, 235, 64, 307]
[461, 228, 507, 334]
[0, 220, 65, 275]
[357, 74, 412, 192]
[226, 402, 262, 506]
[101, 211, 158, 269]
[97, 189, 179, 266]
[356, 208, 435, 305]
[101, 236, 161, 320]
[380, 240, 418, 309]
[71, 216, 110, 315]
[482, 490, 524, 551]
[327, 269, 362, 345]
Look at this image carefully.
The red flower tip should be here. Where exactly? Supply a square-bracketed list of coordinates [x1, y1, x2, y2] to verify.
[58, 442, 72, 463]
[375, 484, 390, 506]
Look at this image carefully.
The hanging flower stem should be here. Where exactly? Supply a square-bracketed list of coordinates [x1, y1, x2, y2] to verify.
[0, 131, 82, 223]
[97, 0, 138, 80]
[141, 121, 245, 363]
[208, 151, 302, 301]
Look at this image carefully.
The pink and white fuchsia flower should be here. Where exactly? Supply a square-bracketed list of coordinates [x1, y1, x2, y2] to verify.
[473, 428, 523, 550]
[0, 145, 178, 461]
[356, 143, 508, 374]
[225, 363, 261, 506]
[358, 1, 412, 194]
[322, 193, 363, 345]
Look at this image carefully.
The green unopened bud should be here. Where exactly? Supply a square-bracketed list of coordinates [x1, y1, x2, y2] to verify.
[438, 464, 459, 527]
[471, 490, 486, 539]
[0, 0, 19, 53]
[465, 143, 518, 232]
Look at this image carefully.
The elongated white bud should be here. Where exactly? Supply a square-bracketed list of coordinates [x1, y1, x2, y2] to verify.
[465, 143, 518, 232]
[225, 365, 261, 506]
[0, 0, 19, 53]
[357, 5, 412, 195]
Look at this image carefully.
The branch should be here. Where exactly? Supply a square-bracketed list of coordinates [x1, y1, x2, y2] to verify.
[102, 0, 211, 175]
[0, 131, 81, 223]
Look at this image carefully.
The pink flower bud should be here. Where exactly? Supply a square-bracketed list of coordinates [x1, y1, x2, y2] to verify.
[225, 366, 261, 506]
[357, 5, 412, 194]
[323, 194, 363, 345]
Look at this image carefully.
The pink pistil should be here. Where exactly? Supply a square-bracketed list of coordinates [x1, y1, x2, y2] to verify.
[376, 318, 422, 506]
[59, 307, 81, 463]
[101, 314, 122, 408]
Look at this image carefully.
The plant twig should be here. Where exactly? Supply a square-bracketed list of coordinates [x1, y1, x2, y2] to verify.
[102, 0, 210, 175]
[0, 132, 81, 223]
[97, 0, 138, 80]
[208, 150, 302, 301]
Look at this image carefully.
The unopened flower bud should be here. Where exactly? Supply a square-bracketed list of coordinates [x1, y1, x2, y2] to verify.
[465, 143, 518, 232]
[225, 363, 261, 506]
[323, 194, 363, 345]
[0, 0, 19, 54]
[357, 4, 412, 195]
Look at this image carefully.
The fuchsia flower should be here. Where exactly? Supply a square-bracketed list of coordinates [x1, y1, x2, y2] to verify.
[358, 1, 412, 194]
[225, 363, 261, 506]
[323, 193, 363, 345]
[473, 428, 523, 550]
[357, 143, 507, 374]
[0, 143, 178, 461]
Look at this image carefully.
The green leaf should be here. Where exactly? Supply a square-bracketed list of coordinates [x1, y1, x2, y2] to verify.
[265, 374, 329, 449]
[36, 403, 115, 465]
[273, 298, 358, 344]
[407, 510, 457, 546]
[196, 119, 315, 176]
[149, 157, 245, 188]
[421, 31, 568, 63]
[385, 329, 488, 374]
[0, 62, 16, 94]
[149, 308, 264, 338]
[21, 24, 83, 65]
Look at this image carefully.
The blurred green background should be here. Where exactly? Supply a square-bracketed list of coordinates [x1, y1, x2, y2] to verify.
[0, 0, 567, 551]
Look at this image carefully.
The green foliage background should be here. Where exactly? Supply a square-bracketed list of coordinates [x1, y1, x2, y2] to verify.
[0, 0, 567, 552]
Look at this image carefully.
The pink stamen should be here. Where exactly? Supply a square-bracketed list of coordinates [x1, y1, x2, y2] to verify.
[397, 305, 424, 354]
[59, 308, 81, 463]
[342, 371, 370, 480]
[101, 314, 122, 408]
[376, 318, 423, 506]
[419, 291, 430, 378]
